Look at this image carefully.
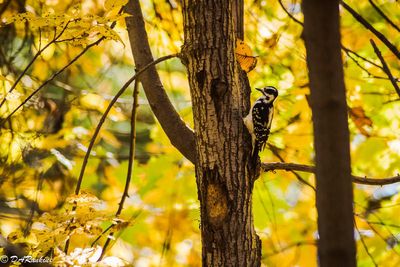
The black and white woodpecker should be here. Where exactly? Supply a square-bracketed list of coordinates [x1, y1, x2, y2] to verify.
[243, 86, 278, 165]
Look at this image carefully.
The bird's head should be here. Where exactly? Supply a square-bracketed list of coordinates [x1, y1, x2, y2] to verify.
[256, 86, 278, 103]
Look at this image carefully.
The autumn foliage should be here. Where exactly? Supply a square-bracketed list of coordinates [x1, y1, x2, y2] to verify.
[0, 0, 399, 266]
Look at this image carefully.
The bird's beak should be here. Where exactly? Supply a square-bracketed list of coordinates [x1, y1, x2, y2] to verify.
[256, 88, 263, 93]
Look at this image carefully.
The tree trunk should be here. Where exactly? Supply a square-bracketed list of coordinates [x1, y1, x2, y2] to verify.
[181, 1, 261, 266]
[302, 1, 356, 266]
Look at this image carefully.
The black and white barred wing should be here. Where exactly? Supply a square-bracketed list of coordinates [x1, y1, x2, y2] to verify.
[251, 101, 273, 152]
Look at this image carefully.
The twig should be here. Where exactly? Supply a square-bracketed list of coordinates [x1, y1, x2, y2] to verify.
[118, 79, 139, 215]
[277, 0, 303, 26]
[99, 79, 140, 260]
[0, 9, 124, 127]
[341, 45, 383, 70]
[368, 0, 400, 33]
[370, 39, 400, 98]
[0, 37, 107, 127]
[267, 145, 316, 190]
[0, 20, 71, 109]
[366, 221, 400, 229]
[278, 0, 390, 82]
[355, 203, 400, 257]
[354, 218, 378, 267]
[90, 210, 142, 248]
[261, 162, 400, 186]
[343, 48, 388, 80]
[263, 240, 316, 258]
[341, 1, 400, 60]
[74, 53, 179, 196]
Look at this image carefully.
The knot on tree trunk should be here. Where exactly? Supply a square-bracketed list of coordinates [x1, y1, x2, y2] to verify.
[206, 182, 229, 228]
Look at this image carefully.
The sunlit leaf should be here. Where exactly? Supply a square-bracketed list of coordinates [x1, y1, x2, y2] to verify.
[236, 39, 258, 72]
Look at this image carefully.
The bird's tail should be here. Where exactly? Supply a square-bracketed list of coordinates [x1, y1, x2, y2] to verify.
[251, 141, 260, 168]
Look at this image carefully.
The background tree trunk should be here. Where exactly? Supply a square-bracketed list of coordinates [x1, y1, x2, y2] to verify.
[181, 1, 260, 266]
[302, 0, 356, 266]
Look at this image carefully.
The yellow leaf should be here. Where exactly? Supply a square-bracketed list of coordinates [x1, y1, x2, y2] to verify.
[349, 106, 373, 136]
[104, 0, 128, 11]
[80, 93, 107, 112]
[263, 33, 280, 48]
[235, 39, 258, 72]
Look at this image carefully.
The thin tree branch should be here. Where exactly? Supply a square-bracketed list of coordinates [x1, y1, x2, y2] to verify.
[263, 240, 316, 258]
[0, 38, 103, 127]
[370, 39, 400, 98]
[278, 0, 392, 83]
[124, 0, 196, 163]
[343, 47, 389, 80]
[366, 221, 400, 230]
[99, 79, 140, 260]
[267, 144, 315, 190]
[277, 0, 303, 26]
[354, 218, 378, 267]
[368, 0, 400, 33]
[262, 162, 400, 186]
[65, 54, 177, 254]
[341, 45, 383, 70]
[341, 1, 400, 60]
[74, 53, 179, 196]
[0, 20, 71, 109]
[118, 80, 139, 216]
[0, 10, 124, 127]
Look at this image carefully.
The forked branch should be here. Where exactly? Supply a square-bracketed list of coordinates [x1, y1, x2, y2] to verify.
[370, 39, 400, 98]
[341, 1, 400, 60]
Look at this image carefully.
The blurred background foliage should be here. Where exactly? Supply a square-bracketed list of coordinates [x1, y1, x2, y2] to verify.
[0, 0, 399, 266]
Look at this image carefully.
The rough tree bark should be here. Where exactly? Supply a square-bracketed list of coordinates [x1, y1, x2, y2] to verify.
[181, 1, 260, 266]
[302, 1, 356, 266]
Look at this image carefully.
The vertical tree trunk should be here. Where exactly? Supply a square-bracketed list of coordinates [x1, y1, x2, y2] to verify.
[181, 1, 261, 266]
[302, 1, 356, 266]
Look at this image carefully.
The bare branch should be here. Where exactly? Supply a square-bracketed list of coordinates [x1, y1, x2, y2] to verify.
[124, 0, 196, 163]
[0, 37, 104, 127]
[65, 54, 177, 253]
[263, 240, 316, 258]
[0, 20, 71, 109]
[74, 53, 179, 195]
[341, 45, 383, 70]
[370, 39, 400, 98]
[368, 0, 400, 33]
[267, 144, 315, 190]
[342, 46, 390, 80]
[262, 162, 400, 186]
[277, 0, 394, 83]
[277, 0, 303, 26]
[341, 1, 400, 60]
[0, 10, 124, 127]
[354, 219, 378, 267]
[99, 79, 140, 260]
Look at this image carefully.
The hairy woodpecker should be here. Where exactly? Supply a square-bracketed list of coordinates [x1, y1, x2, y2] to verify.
[243, 86, 278, 165]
